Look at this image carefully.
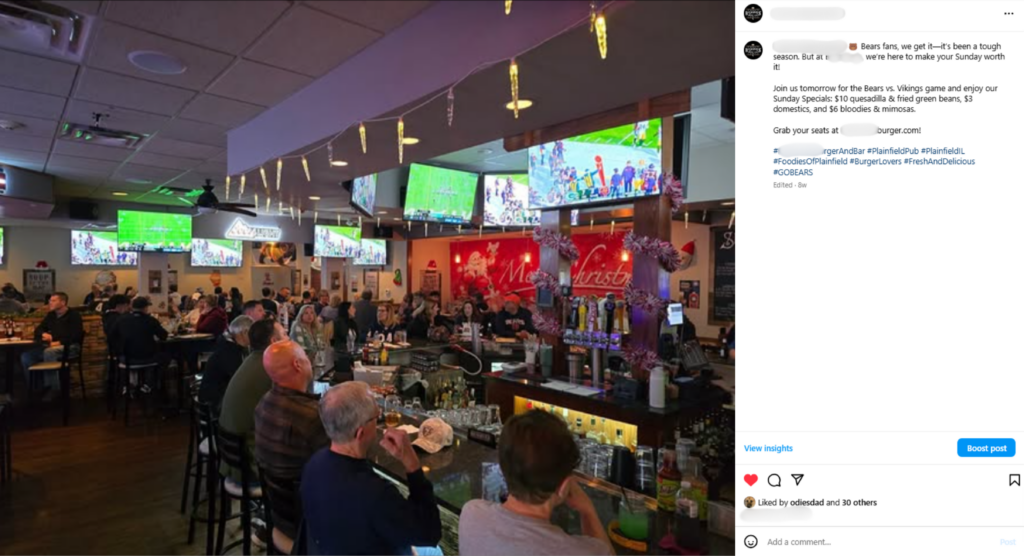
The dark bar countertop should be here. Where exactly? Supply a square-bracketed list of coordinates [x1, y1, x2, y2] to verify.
[366, 415, 733, 555]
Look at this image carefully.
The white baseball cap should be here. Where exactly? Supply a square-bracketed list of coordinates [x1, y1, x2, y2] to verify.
[412, 417, 454, 454]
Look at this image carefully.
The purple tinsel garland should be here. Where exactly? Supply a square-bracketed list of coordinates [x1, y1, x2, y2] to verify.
[529, 270, 561, 296]
[624, 280, 667, 317]
[623, 231, 682, 273]
[533, 227, 580, 262]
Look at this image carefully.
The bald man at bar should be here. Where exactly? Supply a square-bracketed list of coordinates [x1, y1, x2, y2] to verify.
[255, 340, 328, 552]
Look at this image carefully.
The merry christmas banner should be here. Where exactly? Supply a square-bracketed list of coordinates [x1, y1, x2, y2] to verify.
[450, 232, 632, 306]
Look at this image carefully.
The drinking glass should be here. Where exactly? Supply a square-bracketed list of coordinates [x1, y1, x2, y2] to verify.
[412, 397, 424, 413]
[385, 395, 401, 428]
[404, 401, 414, 413]
[488, 404, 501, 426]
[635, 445, 656, 495]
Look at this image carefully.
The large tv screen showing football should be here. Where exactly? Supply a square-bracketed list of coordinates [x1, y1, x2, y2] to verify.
[71, 230, 138, 266]
[314, 225, 362, 258]
[528, 119, 663, 209]
[353, 239, 387, 265]
[403, 164, 477, 224]
[117, 210, 192, 252]
[351, 173, 377, 216]
[191, 239, 243, 267]
[483, 174, 540, 227]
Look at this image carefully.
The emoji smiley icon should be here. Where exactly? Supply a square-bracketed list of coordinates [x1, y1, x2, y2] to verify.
[744, 535, 758, 549]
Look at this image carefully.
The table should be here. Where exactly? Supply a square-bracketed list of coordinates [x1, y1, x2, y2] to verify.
[0, 339, 35, 396]
[159, 333, 215, 409]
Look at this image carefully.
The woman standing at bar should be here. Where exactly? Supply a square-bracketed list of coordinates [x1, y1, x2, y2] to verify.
[455, 300, 483, 336]
[291, 304, 326, 361]
[368, 304, 398, 338]
[333, 301, 359, 347]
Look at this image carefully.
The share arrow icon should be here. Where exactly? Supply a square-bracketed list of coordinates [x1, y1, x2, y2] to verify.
[792, 474, 805, 486]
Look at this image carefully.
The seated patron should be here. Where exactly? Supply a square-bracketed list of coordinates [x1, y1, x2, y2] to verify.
[406, 300, 442, 340]
[302, 382, 442, 555]
[196, 294, 229, 336]
[458, 410, 613, 555]
[241, 299, 267, 322]
[0, 285, 27, 315]
[21, 292, 84, 393]
[260, 287, 280, 320]
[219, 319, 288, 474]
[254, 340, 329, 550]
[368, 304, 398, 338]
[454, 300, 483, 336]
[198, 316, 253, 414]
[111, 297, 170, 392]
[493, 294, 537, 339]
[101, 294, 130, 341]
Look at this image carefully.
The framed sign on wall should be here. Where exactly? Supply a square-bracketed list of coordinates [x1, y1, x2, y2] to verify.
[364, 270, 380, 300]
[23, 269, 55, 302]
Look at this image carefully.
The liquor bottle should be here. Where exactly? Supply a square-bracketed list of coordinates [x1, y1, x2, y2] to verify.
[585, 417, 602, 443]
[380, 347, 389, 365]
[561, 407, 570, 427]
[656, 445, 682, 511]
[613, 428, 626, 447]
[575, 417, 584, 438]
[597, 418, 609, 444]
[682, 457, 709, 521]
[468, 388, 476, 408]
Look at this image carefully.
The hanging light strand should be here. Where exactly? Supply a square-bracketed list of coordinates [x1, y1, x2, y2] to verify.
[595, 10, 608, 59]
[359, 122, 367, 154]
[225, 176, 231, 199]
[301, 156, 310, 182]
[590, 1, 597, 32]
[397, 118, 405, 164]
[509, 58, 520, 119]
[266, 196, 271, 213]
[275, 158, 282, 191]
[729, 211, 735, 230]
[259, 166, 268, 191]
[505, 0, 512, 15]
[446, 88, 455, 127]
[239, 174, 246, 200]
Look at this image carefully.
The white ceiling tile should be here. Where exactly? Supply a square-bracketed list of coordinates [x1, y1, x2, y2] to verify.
[0, 111, 59, 138]
[49, 1, 101, 15]
[178, 94, 265, 128]
[52, 140, 135, 162]
[0, 132, 51, 153]
[0, 86, 67, 120]
[75, 68, 195, 116]
[105, 1, 291, 55]
[207, 60, 312, 107]
[129, 150, 203, 171]
[0, 48, 79, 96]
[113, 163, 187, 184]
[141, 136, 223, 160]
[48, 154, 122, 173]
[0, 148, 49, 167]
[246, 6, 382, 78]
[687, 131, 716, 148]
[159, 118, 227, 147]
[304, 1, 432, 33]
[64, 100, 171, 136]
[191, 160, 228, 177]
[86, 21, 236, 91]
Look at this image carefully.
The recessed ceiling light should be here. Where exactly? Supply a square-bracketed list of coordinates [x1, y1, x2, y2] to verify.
[401, 137, 420, 145]
[125, 178, 152, 185]
[128, 50, 187, 75]
[308, 196, 321, 201]
[478, 148, 494, 155]
[721, 201, 735, 206]
[505, 99, 534, 110]
[0, 119, 24, 131]
[330, 160, 349, 167]
[112, 192, 129, 196]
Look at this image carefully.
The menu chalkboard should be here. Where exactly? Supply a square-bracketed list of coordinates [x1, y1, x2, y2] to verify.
[711, 227, 735, 323]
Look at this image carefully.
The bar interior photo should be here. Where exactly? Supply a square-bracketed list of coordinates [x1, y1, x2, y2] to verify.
[0, 1, 737, 554]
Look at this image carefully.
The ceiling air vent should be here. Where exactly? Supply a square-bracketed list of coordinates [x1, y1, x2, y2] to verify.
[59, 121, 145, 149]
[0, 1, 92, 61]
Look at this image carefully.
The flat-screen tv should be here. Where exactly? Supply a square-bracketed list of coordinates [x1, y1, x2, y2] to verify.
[117, 210, 192, 252]
[191, 238, 243, 267]
[483, 173, 540, 227]
[528, 118, 663, 209]
[351, 173, 378, 216]
[71, 230, 138, 266]
[314, 225, 362, 258]
[404, 163, 477, 224]
[353, 239, 387, 266]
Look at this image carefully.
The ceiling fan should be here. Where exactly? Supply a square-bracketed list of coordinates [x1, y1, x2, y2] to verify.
[193, 178, 256, 217]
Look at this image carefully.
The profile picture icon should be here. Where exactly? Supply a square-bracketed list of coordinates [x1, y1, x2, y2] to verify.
[744, 496, 756, 509]
[744, 40, 763, 60]
[744, 4, 763, 23]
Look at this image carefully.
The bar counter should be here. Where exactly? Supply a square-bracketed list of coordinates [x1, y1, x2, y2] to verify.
[365, 415, 734, 555]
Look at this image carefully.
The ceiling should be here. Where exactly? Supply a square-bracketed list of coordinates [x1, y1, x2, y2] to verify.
[0, 0, 734, 222]
[425, 80, 735, 174]
[0, 0, 432, 207]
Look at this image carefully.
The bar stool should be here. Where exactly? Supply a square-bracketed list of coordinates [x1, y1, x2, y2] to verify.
[0, 400, 11, 486]
[27, 341, 80, 426]
[216, 427, 264, 555]
[117, 355, 160, 427]
[185, 399, 220, 555]
[257, 466, 301, 555]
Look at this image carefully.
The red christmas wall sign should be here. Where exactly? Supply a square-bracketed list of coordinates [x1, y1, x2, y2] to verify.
[449, 232, 633, 309]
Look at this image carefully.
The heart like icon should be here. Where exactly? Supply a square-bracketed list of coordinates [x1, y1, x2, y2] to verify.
[744, 474, 758, 486]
